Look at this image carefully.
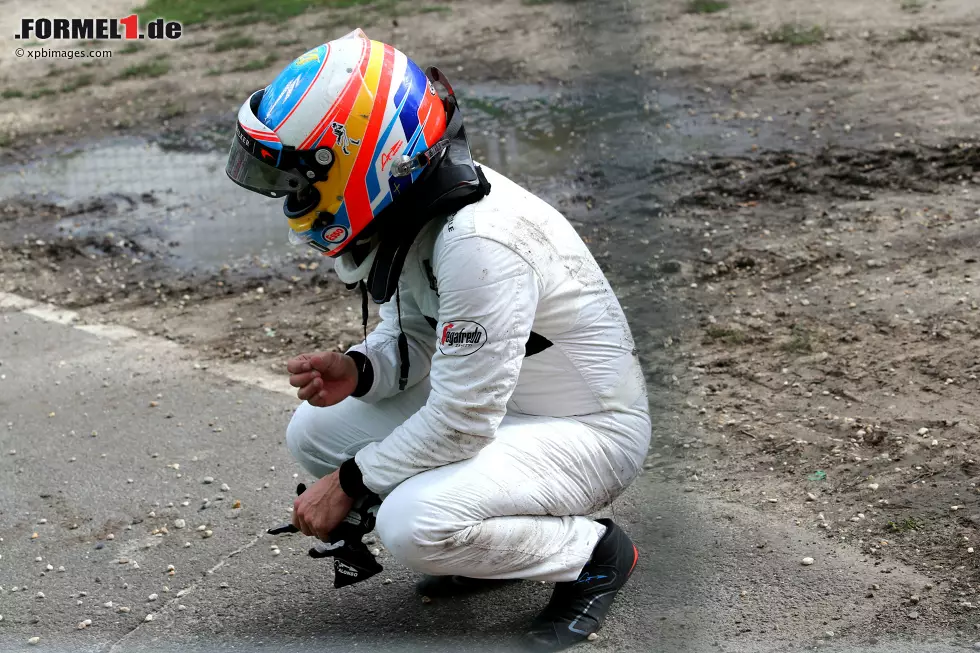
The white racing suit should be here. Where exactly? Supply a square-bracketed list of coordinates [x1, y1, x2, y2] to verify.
[286, 165, 651, 582]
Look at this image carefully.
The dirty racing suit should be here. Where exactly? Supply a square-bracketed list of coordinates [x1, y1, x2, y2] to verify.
[286, 165, 651, 582]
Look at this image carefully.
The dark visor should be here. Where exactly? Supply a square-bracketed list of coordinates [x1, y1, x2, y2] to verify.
[225, 131, 310, 199]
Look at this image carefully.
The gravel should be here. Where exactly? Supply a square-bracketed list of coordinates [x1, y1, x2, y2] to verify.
[801, 557, 815, 566]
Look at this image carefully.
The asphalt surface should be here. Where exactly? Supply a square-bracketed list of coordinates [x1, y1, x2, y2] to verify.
[0, 302, 969, 653]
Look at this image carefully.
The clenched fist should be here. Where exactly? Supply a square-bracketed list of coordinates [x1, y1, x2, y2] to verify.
[286, 351, 359, 407]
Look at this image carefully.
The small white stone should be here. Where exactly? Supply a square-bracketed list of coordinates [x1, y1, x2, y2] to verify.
[147, 593, 158, 602]
[144, 614, 154, 622]
[184, 542, 192, 548]
[801, 557, 815, 566]
[37, 518, 47, 524]
[45, 564, 53, 571]
[103, 601, 113, 608]
[587, 632, 599, 641]
[178, 604, 186, 611]
[176, 589, 190, 598]
[174, 519, 186, 529]
[196, 524, 207, 532]
[77, 619, 92, 629]
[106, 533, 114, 540]
[868, 483, 879, 491]
[203, 530, 213, 539]
[219, 582, 229, 589]
[167, 564, 176, 572]
[917, 427, 929, 435]
[36, 591, 45, 599]
[220, 483, 230, 492]
[383, 578, 393, 585]
[202, 477, 214, 484]
[28, 636, 40, 645]
[272, 549, 281, 556]
[34, 556, 42, 562]
[370, 548, 381, 557]
[117, 606, 130, 613]
[969, 547, 975, 554]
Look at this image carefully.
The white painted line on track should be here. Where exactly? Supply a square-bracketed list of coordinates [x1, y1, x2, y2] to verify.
[0, 291, 294, 397]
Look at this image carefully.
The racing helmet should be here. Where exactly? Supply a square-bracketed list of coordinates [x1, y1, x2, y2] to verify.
[225, 29, 448, 258]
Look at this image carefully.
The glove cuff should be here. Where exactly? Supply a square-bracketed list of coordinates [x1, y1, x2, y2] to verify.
[345, 351, 374, 398]
[339, 457, 370, 500]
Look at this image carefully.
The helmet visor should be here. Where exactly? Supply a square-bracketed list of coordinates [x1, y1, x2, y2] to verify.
[225, 133, 310, 198]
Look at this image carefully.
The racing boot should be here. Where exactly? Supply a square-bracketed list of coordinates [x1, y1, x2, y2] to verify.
[416, 574, 520, 598]
[520, 519, 638, 652]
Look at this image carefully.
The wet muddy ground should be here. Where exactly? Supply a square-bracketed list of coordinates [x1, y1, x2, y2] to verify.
[3, 0, 980, 643]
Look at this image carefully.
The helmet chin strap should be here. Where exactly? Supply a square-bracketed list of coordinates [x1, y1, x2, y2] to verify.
[334, 243, 380, 285]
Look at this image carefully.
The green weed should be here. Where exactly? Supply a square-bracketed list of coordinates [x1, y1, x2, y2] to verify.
[137, 0, 400, 25]
[781, 324, 815, 354]
[764, 23, 825, 46]
[687, 0, 730, 14]
[212, 32, 259, 52]
[160, 101, 187, 118]
[62, 73, 95, 92]
[896, 27, 929, 42]
[28, 88, 57, 99]
[2, 89, 25, 99]
[118, 60, 171, 79]
[230, 54, 279, 72]
[888, 517, 923, 533]
[726, 19, 755, 32]
[704, 326, 746, 344]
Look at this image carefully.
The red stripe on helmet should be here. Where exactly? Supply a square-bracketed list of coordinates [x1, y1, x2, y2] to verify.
[300, 39, 370, 150]
[341, 43, 395, 227]
[241, 126, 281, 143]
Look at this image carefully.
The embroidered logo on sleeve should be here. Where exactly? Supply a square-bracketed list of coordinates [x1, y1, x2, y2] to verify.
[438, 320, 488, 356]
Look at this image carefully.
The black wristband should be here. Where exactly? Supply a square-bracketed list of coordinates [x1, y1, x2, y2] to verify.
[345, 351, 374, 398]
[339, 457, 370, 500]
